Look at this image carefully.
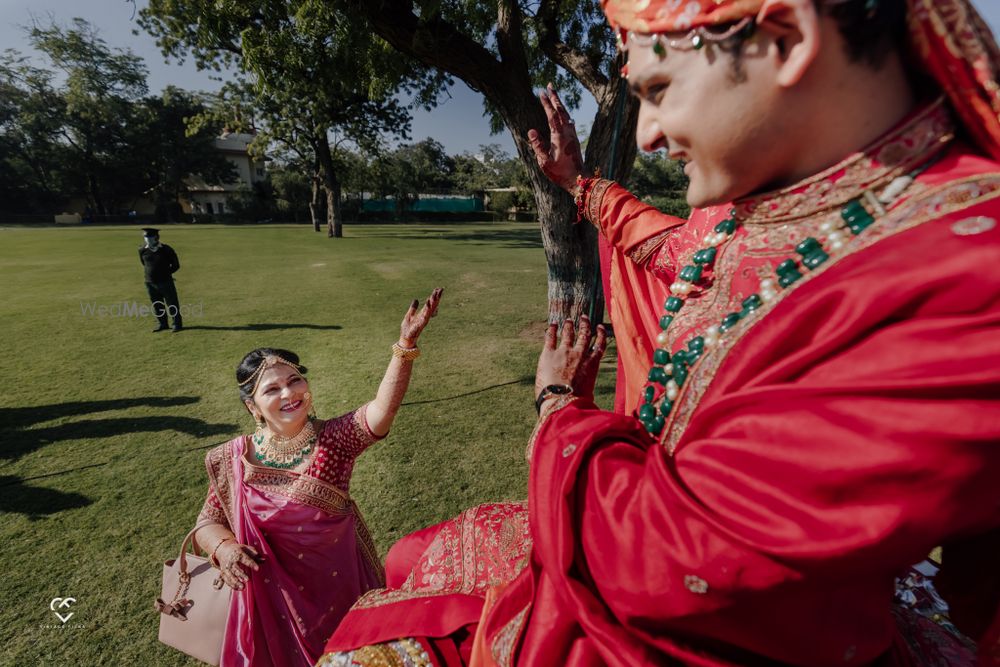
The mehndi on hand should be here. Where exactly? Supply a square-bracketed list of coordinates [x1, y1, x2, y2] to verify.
[213, 541, 261, 591]
[399, 287, 443, 348]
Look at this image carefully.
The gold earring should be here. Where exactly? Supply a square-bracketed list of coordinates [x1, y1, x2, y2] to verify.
[304, 392, 317, 420]
[253, 415, 265, 441]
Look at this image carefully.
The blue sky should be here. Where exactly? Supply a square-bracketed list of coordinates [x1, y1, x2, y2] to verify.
[2, 0, 999, 156]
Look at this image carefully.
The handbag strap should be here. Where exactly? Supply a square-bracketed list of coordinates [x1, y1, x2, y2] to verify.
[177, 520, 221, 577]
[156, 523, 218, 618]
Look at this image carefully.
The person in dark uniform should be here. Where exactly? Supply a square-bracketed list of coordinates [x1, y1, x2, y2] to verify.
[139, 228, 183, 332]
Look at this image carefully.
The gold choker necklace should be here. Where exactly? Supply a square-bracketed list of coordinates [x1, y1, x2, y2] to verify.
[252, 420, 317, 469]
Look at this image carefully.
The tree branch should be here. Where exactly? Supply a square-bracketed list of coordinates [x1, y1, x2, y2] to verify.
[59, 128, 82, 153]
[353, 0, 506, 99]
[496, 0, 530, 80]
[535, 0, 609, 98]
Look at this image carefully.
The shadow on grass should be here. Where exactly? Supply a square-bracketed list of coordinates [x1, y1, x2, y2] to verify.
[0, 396, 198, 431]
[0, 396, 237, 518]
[180, 323, 343, 331]
[402, 375, 534, 406]
[0, 475, 92, 519]
[13, 415, 235, 453]
[0, 396, 235, 460]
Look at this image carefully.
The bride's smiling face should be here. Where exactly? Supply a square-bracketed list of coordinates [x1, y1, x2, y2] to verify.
[246, 366, 311, 433]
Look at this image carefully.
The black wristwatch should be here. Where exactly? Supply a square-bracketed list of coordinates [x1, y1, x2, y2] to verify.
[535, 384, 574, 414]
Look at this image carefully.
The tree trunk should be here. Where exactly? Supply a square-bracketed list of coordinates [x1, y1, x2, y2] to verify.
[536, 177, 603, 324]
[501, 101, 604, 323]
[309, 173, 323, 232]
[489, 78, 637, 324]
[83, 133, 108, 216]
[314, 135, 343, 238]
[586, 78, 639, 185]
[87, 160, 105, 216]
[325, 178, 342, 238]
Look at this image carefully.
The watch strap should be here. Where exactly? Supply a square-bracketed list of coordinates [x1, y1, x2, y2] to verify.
[535, 384, 574, 415]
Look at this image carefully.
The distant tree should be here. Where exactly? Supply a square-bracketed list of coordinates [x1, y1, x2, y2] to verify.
[185, 80, 330, 229]
[228, 180, 277, 222]
[0, 19, 235, 218]
[451, 155, 490, 196]
[16, 18, 149, 215]
[626, 152, 691, 219]
[132, 86, 237, 222]
[0, 52, 69, 214]
[398, 139, 455, 190]
[361, 139, 453, 215]
[452, 143, 527, 194]
[355, 147, 397, 201]
[138, 0, 446, 237]
[337, 149, 373, 196]
[269, 162, 313, 223]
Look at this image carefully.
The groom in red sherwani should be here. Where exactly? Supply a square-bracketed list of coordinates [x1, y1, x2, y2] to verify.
[320, 0, 1000, 665]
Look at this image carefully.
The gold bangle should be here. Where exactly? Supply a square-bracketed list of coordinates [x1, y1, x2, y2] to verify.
[209, 537, 234, 568]
[392, 342, 421, 361]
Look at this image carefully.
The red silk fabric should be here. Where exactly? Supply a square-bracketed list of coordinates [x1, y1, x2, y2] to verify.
[595, 196, 725, 412]
[479, 151, 1000, 664]
[324, 502, 532, 660]
[906, 0, 1000, 161]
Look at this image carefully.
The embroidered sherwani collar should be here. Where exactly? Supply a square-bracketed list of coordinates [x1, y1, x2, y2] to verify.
[732, 98, 956, 225]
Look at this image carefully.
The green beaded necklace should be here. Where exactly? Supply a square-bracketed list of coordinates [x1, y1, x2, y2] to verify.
[251, 420, 317, 469]
[638, 165, 931, 437]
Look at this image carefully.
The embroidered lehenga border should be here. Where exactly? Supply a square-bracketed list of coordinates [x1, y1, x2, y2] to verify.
[205, 436, 385, 582]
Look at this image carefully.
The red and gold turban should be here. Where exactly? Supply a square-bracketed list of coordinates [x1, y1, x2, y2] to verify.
[603, 0, 763, 33]
[602, 0, 1000, 162]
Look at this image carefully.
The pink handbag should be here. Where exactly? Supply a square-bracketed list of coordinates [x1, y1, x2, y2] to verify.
[155, 526, 232, 666]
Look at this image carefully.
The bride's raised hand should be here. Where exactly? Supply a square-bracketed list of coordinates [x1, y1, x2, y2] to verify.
[399, 287, 444, 347]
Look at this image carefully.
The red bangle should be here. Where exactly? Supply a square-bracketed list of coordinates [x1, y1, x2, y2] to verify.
[574, 175, 596, 223]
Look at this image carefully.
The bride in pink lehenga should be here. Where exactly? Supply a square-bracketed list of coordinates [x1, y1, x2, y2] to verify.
[189, 288, 442, 667]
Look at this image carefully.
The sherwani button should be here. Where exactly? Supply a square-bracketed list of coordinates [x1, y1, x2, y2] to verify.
[951, 216, 996, 235]
[683, 575, 708, 594]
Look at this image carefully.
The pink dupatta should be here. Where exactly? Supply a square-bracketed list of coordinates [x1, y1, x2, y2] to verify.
[206, 433, 384, 667]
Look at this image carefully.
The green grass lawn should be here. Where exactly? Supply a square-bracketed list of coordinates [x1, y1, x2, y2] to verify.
[0, 222, 615, 665]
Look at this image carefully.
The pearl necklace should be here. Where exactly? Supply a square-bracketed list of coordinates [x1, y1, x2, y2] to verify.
[638, 167, 930, 437]
[252, 420, 317, 469]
